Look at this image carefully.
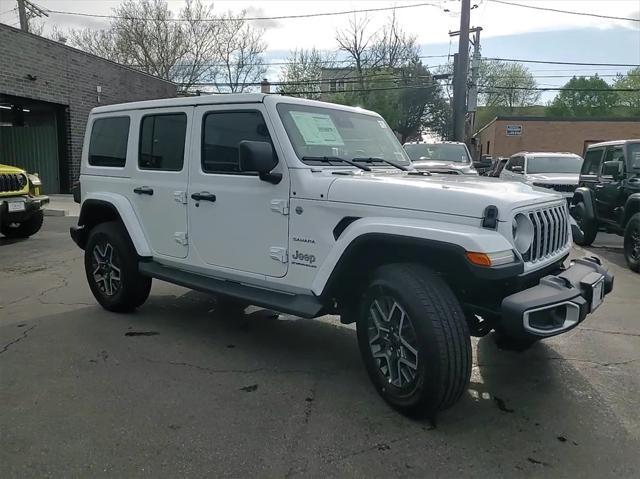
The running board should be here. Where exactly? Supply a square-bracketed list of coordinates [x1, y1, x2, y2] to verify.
[138, 261, 324, 319]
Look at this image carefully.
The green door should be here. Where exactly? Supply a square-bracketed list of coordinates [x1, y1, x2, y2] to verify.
[0, 125, 60, 193]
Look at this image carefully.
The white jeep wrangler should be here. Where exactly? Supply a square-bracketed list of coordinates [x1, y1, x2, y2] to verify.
[71, 94, 613, 417]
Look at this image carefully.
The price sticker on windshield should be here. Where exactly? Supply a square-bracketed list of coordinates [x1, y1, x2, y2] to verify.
[289, 111, 344, 146]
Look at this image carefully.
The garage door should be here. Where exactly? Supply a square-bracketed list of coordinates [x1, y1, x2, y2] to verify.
[0, 125, 60, 193]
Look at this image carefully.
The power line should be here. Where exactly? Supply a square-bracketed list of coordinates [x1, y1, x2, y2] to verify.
[489, 0, 640, 23]
[45, 2, 439, 22]
[485, 57, 640, 68]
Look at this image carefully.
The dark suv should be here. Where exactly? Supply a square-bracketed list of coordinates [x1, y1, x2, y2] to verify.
[571, 139, 640, 272]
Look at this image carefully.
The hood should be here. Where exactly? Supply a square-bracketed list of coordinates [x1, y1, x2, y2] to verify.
[327, 172, 562, 219]
[526, 173, 579, 184]
[0, 164, 26, 174]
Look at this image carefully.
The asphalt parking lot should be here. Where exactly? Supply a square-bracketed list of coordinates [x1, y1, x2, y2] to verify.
[1, 217, 639, 478]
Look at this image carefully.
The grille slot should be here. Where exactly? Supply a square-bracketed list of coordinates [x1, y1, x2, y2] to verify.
[0, 173, 26, 193]
[533, 182, 577, 193]
[526, 203, 569, 263]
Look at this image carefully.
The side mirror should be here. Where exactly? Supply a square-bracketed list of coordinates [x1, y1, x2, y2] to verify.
[238, 140, 281, 184]
[602, 161, 623, 181]
[473, 158, 492, 169]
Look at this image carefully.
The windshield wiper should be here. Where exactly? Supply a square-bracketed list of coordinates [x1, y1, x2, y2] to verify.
[301, 156, 371, 171]
[351, 156, 410, 171]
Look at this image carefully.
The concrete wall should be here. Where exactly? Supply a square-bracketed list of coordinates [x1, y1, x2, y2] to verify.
[475, 117, 640, 158]
[0, 24, 176, 191]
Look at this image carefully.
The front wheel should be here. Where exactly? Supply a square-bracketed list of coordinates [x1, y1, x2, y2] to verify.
[356, 264, 471, 418]
[0, 210, 44, 238]
[624, 213, 640, 273]
[572, 202, 597, 246]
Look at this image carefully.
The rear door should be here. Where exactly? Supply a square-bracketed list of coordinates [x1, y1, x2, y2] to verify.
[127, 107, 191, 258]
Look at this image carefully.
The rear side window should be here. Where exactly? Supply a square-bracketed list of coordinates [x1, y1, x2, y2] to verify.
[201, 111, 272, 174]
[582, 148, 604, 175]
[88, 117, 130, 167]
[139, 114, 187, 171]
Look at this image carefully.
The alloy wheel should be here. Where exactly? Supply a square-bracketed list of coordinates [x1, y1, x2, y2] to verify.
[367, 294, 419, 388]
[91, 241, 121, 296]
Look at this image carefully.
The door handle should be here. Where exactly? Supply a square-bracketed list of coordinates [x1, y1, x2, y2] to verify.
[191, 192, 216, 202]
[133, 186, 154, 195]
[594, 184, 605, 189]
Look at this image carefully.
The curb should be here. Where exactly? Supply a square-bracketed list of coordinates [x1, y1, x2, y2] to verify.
[44, 208, 67, 217]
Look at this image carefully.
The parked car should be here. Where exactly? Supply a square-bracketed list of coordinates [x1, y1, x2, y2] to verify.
[70, 94, 613, 417]
[500, 152, 583, 200]
[403, 141, 479, 175]
[0, 163, 49, 238]
[571, 139, 640, 272]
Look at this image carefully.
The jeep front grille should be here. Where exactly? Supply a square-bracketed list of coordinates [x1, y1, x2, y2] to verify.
[0, 173, 27, 193]
[525, 203, 570, 263]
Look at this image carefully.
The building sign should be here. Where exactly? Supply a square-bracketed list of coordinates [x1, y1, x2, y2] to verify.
[506, 124, 523, 136]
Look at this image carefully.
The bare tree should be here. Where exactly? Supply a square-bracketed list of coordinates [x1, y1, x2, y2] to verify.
[212, 10, 267, 93]
[278, 48, 335, 99]
[68, 0, 267, 92]
[370, 11, 420, 69]
[336, 14, 375, 91]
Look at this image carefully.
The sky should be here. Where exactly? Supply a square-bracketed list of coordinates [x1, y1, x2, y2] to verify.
[1, 0, 639, 100]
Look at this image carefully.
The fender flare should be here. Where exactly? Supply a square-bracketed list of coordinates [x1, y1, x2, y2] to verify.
[79, 193, 151, 257]
[311, 216, 514, 296]
[572, 187, 596, 220]
[623, 193, 640, 226]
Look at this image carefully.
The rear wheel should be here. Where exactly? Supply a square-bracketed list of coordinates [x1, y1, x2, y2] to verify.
[624, 213, 640, 273]
[84, 221, 152, 312]
[572, 202, 597, 246]
[356, 263, 471, 418]
[0, 210, 44, 238]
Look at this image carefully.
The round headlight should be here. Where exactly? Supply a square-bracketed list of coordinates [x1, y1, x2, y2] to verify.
[512, 213, 534, 254]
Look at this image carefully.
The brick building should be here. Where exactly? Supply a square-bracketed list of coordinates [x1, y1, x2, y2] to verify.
[0, 24, 176, 193]
[474, 116, 640, 160]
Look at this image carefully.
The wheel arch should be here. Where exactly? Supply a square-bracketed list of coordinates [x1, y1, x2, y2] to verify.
[572, 187, 596, 219]
[623, 193, 640, 227]
[75, 194, 150, 256]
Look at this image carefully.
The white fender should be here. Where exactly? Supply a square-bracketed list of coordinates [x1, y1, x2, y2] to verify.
[82, 192, 151, 257]
[311, 216, 514, 295]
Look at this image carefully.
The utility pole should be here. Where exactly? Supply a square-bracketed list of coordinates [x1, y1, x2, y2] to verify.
[452, 0, 470, 142]
[466, 27, 483, 142]
[17, 0, 29, 32]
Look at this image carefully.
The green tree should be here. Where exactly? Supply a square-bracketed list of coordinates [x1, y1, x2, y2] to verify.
[546, 76, 618, 117]
[613, 67, 640, 113]
[479, 61, 541, 111]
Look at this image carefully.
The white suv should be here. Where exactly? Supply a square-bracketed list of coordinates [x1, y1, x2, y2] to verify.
[71, 94, 613, 418]
[500, 152, 584, 199]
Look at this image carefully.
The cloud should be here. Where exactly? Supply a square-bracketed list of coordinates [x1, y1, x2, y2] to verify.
[244, 6, 280, 31]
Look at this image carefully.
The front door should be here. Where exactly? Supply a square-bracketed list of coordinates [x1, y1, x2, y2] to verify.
[596, 146, 625, 223]
[127, 108, 191, 258]
[188, 105, 290, 278]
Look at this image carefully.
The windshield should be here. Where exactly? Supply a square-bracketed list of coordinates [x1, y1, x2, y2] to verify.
[403, 143, 470, 163]
[526, 156, 583, 174]
[276, 103, 411, 167]
[628, 142, 640, 170]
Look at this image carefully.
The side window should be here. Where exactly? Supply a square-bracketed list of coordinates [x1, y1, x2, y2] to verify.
[583, 148, 603, 175]
[88, 117, 130, 167]
[506, 156, 524, 171]
[139, 113, 187, 171]
[202, 111, 272, 174]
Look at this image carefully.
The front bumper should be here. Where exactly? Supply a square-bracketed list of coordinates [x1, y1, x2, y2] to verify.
[500, 256, 613, 339]
[0, 195, 49, 223]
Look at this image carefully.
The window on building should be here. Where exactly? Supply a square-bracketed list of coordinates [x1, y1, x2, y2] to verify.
[582, 148, 604, 175]
[201, 111, 273, 174]
[329, 80, 337, 92]
[88, 117, 130, 167]
[138, 113, 187, 171]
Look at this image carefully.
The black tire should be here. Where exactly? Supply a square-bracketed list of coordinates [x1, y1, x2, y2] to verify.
[84, 221, 152, 312]
[624, 213, 640, 273]
[0, 210, 44, 238]
[492, 328, 540, 352]
[356, 263, 471, 418]
[572, 202, 597, 246]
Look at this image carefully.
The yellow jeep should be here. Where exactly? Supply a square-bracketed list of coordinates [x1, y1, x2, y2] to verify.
[0, 164, 49, 238]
